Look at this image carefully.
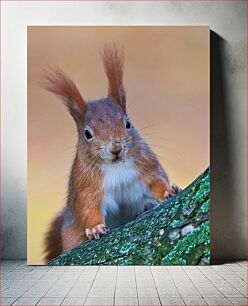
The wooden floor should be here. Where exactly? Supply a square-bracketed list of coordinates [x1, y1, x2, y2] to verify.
[1, 260, 247, 305]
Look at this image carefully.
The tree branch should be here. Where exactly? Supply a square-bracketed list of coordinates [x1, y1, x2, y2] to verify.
[50, 167, 210, 266]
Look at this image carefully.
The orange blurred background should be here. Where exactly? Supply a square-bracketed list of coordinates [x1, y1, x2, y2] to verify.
[28, 26, 209, 264]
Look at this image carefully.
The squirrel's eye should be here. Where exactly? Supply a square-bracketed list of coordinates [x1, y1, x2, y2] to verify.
[84, 129, 93, 140]
[125, 120, 131, 129]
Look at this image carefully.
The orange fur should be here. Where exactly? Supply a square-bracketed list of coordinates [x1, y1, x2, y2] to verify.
[62, 221, 85, 253]
[70, 155, 105, 231]
[150, 179, 169, 201]
[134, 145, 170, 201]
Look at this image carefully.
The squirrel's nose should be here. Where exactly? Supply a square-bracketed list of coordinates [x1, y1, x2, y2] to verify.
[109, 141, 122, 155]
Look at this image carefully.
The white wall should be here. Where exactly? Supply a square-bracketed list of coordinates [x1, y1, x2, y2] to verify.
[1, 1, 246, 260]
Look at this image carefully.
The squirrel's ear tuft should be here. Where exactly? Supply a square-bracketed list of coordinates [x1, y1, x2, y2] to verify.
[102, 43, 126, 112]
[42, 69, 86, 123]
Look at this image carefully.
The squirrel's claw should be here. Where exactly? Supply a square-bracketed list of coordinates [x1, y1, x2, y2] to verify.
[85, 224, 110, 240]
[164, 184, 182, 200]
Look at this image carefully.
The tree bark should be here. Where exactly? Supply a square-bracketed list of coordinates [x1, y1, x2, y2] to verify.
[50, 167, 210, 265]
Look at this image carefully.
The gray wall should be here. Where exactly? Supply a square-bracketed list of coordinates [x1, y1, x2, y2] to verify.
[1, 1, 246, 260]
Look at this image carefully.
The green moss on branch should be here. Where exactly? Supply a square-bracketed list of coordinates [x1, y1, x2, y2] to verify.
[50, 168, 210, 265]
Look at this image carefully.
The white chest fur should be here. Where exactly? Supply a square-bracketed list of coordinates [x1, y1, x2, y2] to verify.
[101, 159, 157, 227]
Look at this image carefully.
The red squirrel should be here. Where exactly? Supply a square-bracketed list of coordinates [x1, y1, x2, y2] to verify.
[43, 44, 180, 263]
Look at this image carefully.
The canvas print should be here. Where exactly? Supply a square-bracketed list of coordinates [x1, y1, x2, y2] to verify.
[28, 26, 210, 265]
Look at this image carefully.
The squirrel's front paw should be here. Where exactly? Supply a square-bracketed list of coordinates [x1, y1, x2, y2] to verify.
[85, 224, 110, 240]
[164, 184, 182, 199]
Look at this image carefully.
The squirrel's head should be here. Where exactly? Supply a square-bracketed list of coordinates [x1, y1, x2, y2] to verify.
[43, 43, 141, 164]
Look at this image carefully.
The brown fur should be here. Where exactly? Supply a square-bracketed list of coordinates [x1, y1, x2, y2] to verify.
[42, 44, 174, 263]
[102, 43, 126, 111]
[43, 69, 86, 124]
[43, 212, 63, 263]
